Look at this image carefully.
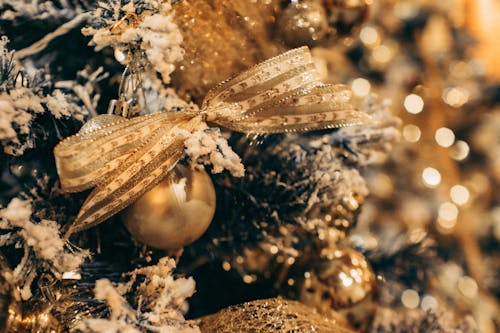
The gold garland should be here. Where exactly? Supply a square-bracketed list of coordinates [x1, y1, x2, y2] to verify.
[54, 46, 370, 237]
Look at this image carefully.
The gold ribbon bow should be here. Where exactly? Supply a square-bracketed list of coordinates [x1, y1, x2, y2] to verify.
[54, 47, 370, 237]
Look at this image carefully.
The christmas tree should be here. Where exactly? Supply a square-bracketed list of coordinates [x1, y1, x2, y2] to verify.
[0, 0, 498, 332]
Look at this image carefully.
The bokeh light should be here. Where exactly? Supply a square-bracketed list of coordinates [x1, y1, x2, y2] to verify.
[435, 127, 455, 148]
[422, 167, 441, 187]
[450, 185, 470, 206]
[351, 78, 371, 97]
[404, 94, 424, 114]
[403, 124, 421, 142]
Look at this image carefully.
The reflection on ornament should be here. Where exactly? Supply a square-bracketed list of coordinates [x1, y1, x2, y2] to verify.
[277, 0, 370, 48]
[122, 164, 216, 250]
[197, 297, 355, 333]
[299, 248, 377, 330]
[276, 0, 330, 47]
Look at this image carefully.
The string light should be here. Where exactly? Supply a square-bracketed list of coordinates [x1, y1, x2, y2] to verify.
[437, 202, 459, 230]
[222, 261, 231, 271]
[351, 78, 371, 97]
[450, 185, 470, 205]
[435, 127, 455, 147]
[360, 26, 380, 47]
[421, 295, 438, 311]
[449, 140, 470, 160]
[403, 124, 421, 142]
[442, 87, 469, 108]
[458, 276, 478, 299]
[422, 167, 441, 187]
[372, 45, 393, 64]
[404, 94, 424, 114]
[401, 289, 420, 309]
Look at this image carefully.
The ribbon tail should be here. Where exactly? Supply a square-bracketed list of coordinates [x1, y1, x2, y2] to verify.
[63, 115, 204, 238]
[65, 132, 185, 237]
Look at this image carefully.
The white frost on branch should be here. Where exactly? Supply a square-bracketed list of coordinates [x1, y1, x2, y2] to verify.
[77, 257, 200, 333]
[1, 36, 88, 156]
[45, 89, 84, 120]
[0, 198, 89, 299]
[139, 6, 184, 85]
[335, 94, 401, 165]
[0, 87, 88, 155]
[183, 126, 245, 177]
[0, 0, 82, 22]
[83, 0, 183, 86]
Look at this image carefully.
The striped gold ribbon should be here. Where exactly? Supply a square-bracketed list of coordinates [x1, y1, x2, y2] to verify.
[54, 46, 370, 237]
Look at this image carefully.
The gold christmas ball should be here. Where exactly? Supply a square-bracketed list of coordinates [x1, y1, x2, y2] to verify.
[300, 247, 377, 330]
[79, 114, 124, 134]
[276, 0, 330, 48]
[197, 297, 355, 333]
[122, 165, 216, 250]
[276, 0, 370, 47]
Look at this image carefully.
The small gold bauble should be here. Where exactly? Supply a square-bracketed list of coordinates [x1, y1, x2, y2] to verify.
[276, 0, 370, 47]
[300, 247, 377, 330]
[276, 0, 330, 47]
[122, 165, 216, 250]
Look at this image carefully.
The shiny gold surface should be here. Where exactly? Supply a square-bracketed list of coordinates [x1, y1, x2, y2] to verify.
[171, 0, 283, 102]
[123, 165, 216, 250]
[300, 247, 377, 329]
[197, 297, 355, 333]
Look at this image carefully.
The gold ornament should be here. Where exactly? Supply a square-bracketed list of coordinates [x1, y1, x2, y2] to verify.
[276, 0, 332, 48]
[55, 47, 370, 239]
[122, 165, 216, 250]
[300, 247, 377, 330]
[197, 297, 355, 333]
[171, 0, 372, 101]
[54, 47, 369, 237]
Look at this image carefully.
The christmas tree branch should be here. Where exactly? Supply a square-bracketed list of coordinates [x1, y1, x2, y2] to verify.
[15, 12, 91, 60]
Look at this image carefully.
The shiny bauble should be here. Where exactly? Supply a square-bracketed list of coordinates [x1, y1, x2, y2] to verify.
[197, 297, 355, 333]
[323, 0, 370, 37]
[122, 165, 216, 250]
[276, 0, 330, 47]
[299, 247, 377, 330]
[79, 114, 124, 134]
[276, 0, 370, 47]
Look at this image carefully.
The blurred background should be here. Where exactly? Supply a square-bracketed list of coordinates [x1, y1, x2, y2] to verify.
[323, 0, 500, 331]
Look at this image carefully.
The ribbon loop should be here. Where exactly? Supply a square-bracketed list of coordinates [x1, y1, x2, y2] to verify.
[203, 46, 369, 133]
